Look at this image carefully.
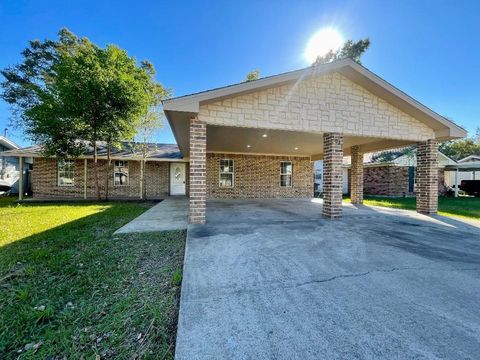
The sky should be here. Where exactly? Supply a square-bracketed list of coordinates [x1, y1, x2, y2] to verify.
[0, 0, 479, 147]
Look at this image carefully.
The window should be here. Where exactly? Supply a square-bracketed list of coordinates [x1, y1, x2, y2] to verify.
[114, 160, 129, 186]
[58, 159, 75, 186]
[280, 161, 292, 187]
[219, 159, 234, 188]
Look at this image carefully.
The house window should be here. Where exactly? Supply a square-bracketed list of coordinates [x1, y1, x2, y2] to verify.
[219, 159, 234, 188]
[114, 160, 129, 186]
[58, 159, 75, 186]
[280, 161, 292, 187]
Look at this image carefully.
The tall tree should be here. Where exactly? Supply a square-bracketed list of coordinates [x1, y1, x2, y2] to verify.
[439, 133, 480, 161]
[313, 38, 370, 65]
[134, 79, 171, 199]
[1, 28, 164, 199]
[245, 69, 260, 82]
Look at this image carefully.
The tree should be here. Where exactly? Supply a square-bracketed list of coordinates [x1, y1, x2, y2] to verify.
[245, 69, 260, 82]
[313, 38, 370, 65]
[439, 132, 480, 161]
[1, 28, 164, 199]
[134, 80, 171, 199]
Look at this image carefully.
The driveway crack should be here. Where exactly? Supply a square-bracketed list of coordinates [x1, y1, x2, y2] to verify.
[295, 266, 480, 288]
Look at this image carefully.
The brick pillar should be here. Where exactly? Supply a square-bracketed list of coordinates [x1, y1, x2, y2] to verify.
[189, 117, 207, 224]
[416, 139, 438, 214]
[323, 133, 344, 218]
[350, 145, 363, 204]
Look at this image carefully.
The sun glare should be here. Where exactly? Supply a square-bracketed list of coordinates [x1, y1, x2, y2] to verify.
[304, 28, 344, 64]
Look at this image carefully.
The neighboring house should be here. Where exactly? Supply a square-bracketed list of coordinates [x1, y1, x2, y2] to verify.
[444, 155, 480, 186]
[0, 136, 32, 195]
[341, 150, 456, 196]
[0, 59, 467, 221]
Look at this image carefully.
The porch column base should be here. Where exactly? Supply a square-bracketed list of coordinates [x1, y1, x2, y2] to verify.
[350, 145, 363, 204]
[416, 139, 438, 214]
[322, 133, 344, 219]
[189, 117, 207, 224]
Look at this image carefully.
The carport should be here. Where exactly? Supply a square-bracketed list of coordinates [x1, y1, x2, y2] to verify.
[163, 59, 467, 224]
[445, 162, 480, 197]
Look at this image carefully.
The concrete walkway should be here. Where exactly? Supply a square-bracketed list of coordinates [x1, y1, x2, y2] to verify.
[114, 196, 188, 234]
[176, 198, 480, 360]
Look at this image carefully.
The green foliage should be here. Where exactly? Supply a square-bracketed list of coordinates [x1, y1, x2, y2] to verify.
[245, 69, 260, 82]
[313, 38, 371, 65]
[0, 28, 165, 158]
[439, 128, 480, 161]
[171, 268, 183, 286]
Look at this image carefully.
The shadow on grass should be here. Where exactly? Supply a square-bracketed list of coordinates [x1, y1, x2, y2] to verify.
[0, 201, 185, 359]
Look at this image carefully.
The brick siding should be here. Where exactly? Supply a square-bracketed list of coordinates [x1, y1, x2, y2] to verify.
[322, 133, 343, 218]
[32, 158, 172, 199]
[416, 139, 439, 214]
[189, 118, 207, 224]
[206, 153, 313, 199]
[350, 145, 363, 204]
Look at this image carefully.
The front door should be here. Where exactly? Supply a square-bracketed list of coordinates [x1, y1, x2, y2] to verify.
[170, 163, 186, 195]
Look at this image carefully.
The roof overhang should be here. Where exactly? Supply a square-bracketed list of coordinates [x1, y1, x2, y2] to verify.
[163, 59, 467, 157]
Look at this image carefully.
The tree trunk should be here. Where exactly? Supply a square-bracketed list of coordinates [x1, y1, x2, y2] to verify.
[105, 144, 111, 201]
[94, 141, 101, 201]
[142, 159, 147, 200]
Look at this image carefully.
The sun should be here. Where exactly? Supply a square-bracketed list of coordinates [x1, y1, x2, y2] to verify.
[304, 28, 344, 64]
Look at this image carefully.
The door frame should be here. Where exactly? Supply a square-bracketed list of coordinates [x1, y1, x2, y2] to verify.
[170, 162, 186, 195]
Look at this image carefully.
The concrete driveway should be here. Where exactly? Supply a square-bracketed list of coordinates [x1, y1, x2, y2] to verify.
[176, 199, 480, 360]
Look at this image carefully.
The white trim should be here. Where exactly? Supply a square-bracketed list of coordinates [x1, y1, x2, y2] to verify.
[113, 160, 129, 186]
[219, 159, 234, 188]
[57, 159, 75, 187]
[280, 160, 293, 187]
[207, 150, 311, 159]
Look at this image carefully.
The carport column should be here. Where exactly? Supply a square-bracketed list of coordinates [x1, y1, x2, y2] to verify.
[416, 139, 438, 214]
[350, 145, 363, 204]
[189, 116, 207, 224]
[322, 133, 344, 218]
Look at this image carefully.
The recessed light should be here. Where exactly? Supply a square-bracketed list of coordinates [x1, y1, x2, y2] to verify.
[246, 145, 251, 148]
[262, 134, 268, 138]
[294, 147, 299, 150]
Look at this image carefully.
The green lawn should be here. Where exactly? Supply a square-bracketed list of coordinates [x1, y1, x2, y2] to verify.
[346, 196, 480, 220]
[0, 197, 185, 359]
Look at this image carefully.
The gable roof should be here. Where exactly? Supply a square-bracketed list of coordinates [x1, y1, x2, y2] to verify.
[0, 136, 20, 150]
[0, 141, 184, 161]
[163, 58, 466, 140]
[458, 155, 480, 163]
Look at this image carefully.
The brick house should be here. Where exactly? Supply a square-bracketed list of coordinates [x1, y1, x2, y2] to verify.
[339, 150, 456, 197]
[1, 59, 466, 222]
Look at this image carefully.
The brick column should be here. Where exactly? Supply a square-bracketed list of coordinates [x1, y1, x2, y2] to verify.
[189, 117, 207, 224]
[323, 133, 344, 218]
[350, 145, 363, 204]
[416, 139, 438, 214]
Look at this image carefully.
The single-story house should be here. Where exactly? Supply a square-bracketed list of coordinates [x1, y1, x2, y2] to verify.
[339, 150, 456, 196]
[0, 136, 32, 195]
[1, 59, 467, 222]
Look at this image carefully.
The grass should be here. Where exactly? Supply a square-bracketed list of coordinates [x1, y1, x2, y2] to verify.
[344, 196, 480, 220]
[0, 197, 186, 359]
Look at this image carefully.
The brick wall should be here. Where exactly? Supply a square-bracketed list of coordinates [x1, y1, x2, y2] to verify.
[350, 145, 363, 204]
[189, 118, 207, 224]
[322, 133, 343, 218]
[206, 153, 313, 199]
[32, 158, 172, 199]
[359, 165, 446, 197]
[199, 72, 435, 141]
[416, 139, 439, 214]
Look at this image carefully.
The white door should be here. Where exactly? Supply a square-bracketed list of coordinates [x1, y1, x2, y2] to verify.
[170, 163, 186, 195]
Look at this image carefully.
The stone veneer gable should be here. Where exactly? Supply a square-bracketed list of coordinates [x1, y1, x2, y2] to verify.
[199, 72, 435, 141]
